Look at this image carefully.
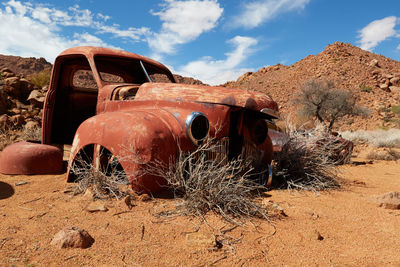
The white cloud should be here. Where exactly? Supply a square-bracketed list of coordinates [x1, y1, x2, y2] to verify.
[0, 0, 147, 62]
[95, 23, 151, 41]
[357, 16, 399, 51]
[176, 36, 258, 85]
[232, 0, 310, 29]
[148, 0, 223, 55]
[71, 33, 110, 47]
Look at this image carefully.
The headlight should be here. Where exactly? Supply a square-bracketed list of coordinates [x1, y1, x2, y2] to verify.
[185, 112, 209, 145]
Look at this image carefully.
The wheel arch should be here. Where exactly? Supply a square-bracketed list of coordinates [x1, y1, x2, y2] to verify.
[67, 111, 179, 193]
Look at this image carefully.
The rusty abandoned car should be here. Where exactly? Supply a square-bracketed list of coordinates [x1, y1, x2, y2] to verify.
[0, 47, 279, 193]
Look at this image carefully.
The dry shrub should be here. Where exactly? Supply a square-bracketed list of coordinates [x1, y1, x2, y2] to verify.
[71, 149, 129, 200]
[21, 125, 41, 141]
[340, 129, 400, 148]
[272, 124, 341, 191]
[142, 140, 270, 225]
[0, 129, 16, 150]
[0, 125, 42, 150]
[69, 140, 270, 225]
[366, 148, 400, 161]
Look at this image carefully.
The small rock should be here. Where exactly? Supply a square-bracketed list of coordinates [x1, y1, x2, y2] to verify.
[390, 77, 400, 86]
[389, 86, 400, 93]
[86, 202, 108, 213]
[83, 188, 95, 199]
[50, 227, 94, 249]
[186, 232, 216, 248]
[315, 231, 324, 241]
[123, 195, 135, 210]
[371, 69, 380, 75]
[369, 59, 379, 67]
[379, 83, 389, 90]
[10, 114, 24, 127]
[138, 193, 151, 202]
[376, 192, 400, 210]
[383, 73, 393, 79]
[262, 199, 287, 217]
[9, 108, 20, 115]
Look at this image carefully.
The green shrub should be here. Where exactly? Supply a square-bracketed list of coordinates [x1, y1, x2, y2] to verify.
[391, 105, 400, 115]
[28, 69, 51, 88]
[359, 83, 372, 93]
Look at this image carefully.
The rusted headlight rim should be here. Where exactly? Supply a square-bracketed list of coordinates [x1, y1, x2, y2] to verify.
[185, 111, 209, 145]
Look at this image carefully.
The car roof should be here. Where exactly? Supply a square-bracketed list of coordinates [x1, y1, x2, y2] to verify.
[58, 46, 171, 74]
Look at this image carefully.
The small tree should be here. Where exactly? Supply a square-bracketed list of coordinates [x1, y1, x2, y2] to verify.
[295, 79, 369, 131]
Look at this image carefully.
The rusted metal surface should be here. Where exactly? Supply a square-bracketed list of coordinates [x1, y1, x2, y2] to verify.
[0, 46, 280, 193]
[135, 83, 279, 116]
[0, 141, 63, 175]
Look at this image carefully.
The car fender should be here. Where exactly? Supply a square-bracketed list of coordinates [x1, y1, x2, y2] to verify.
[67, 111, 178, 193]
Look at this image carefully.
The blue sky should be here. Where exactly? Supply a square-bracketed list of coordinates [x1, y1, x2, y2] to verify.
[0, 0, 399, 85]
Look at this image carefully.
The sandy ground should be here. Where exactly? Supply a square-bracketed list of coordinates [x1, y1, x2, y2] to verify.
[0, 157, 399, 266]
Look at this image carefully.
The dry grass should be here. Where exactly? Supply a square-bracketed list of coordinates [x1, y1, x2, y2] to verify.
[340, 129, 400, 148]
[71, 149, 129, 200]
[70, 139, 270, 225]
[140, 140, 270, 225]
[0, 125, 41, 150]
[272, 124, 341, 191]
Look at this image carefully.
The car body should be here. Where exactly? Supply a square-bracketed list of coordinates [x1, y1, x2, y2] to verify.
[0, 47, 279, 193]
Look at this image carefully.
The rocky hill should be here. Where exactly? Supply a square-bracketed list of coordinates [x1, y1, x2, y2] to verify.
[223, 42, 400, 130]
[0, 55, 51, 77]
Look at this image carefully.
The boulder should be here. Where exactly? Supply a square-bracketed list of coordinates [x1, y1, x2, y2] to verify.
[27, 90, 45, 108]
[19, 78, 35, 99]
[3, 77, 34, 100]
[50, 227, 94, 249]
[3, 77, 21, 98]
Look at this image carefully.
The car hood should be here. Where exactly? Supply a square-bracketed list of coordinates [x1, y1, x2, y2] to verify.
[135, 83, 279, 118]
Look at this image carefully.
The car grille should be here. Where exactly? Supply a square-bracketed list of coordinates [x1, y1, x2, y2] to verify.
[194, 137, 263, 166]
